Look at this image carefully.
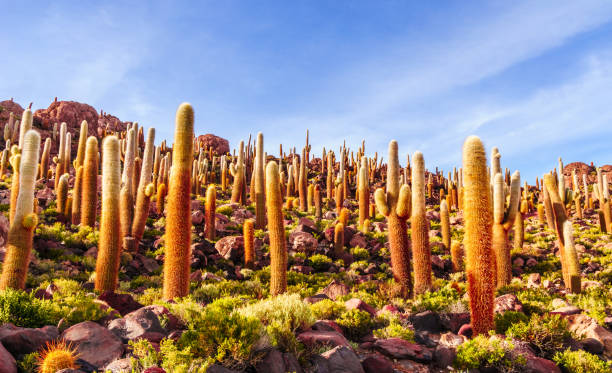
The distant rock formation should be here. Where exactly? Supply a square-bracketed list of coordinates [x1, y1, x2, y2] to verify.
[197, 134, 230, 155]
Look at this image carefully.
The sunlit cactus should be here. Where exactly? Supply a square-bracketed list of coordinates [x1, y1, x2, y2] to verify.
[205, 184, 216, 241]
[0, 130, 40, 290]
[163, 103, 194, 300]
[244, 218, 255, 269]
[266, 161, 287, 295]
[95, 136, 122, 292]
[411, 151, 432, 295]
[462, 135, 495, 335]
[80, 137, 99, 227]
[131, 128, 156, 243]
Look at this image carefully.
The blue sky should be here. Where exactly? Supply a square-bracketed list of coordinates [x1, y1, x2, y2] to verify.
[2, 1, 612, 182]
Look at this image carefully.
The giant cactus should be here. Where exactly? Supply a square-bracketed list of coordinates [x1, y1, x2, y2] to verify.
[266, 161, 287, 295]
[358, 157, 369, 228]
[411, 151, 432, 295]
[131, 128, 156, 243]
[374, 140, 412, 297]
[254, 132, 266, 229]
[0, 130, 40, 290]
[95, 136, 122, 292]
[205, 184, 216, 241]
[492, 169, 520, 288]
[163, 103, 194, 300]
[80, 137, 99, 227]
[462, 136, 495, 335]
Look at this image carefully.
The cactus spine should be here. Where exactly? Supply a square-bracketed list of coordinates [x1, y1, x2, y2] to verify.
[266, 161, 287, 295]
[254, 133, 266, 229]
[244, 218, 255, 269]
[80, 137, 98, 227]
[0, 130, 40, 290]
[205, 184, 216, 241]
[374, 140, 412, 297]
[462, 136, 495, 335]
[95, 136, 122, 292]
[163, 103, 194, 300]
[411, 151, 432, 295]
[131, 128, 156, 243]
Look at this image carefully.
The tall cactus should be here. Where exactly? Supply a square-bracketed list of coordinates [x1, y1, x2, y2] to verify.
[0, 130, 40, 290]
[230, 141, 245, 204]
[244, 218, 255, 269]
[562, 220, 581, 293]
[80, 137, 98, 227]
[254, 132, 266, 229]
[440, 200, 451, 250]
[163, 103, 194, 300]
[120, 128, 136, 242]
[266, 161, 287, 296]
[17, 108, 33, 150]
[334, 222, 344, 258]
[543, 174, 580, 293]
[205, 184, 216, 241]
[492, 170, 520, 288]
[9, 149, 21, 224]
[56, 174, 69, 219]
[298, 148, 308, 212]
[71, 166, 83, 225]
[411, 151, 432, 295]
[374, 140, 412, 297]
[75, 121, 88, 170]
[40, 138, 51, 179]
[95, 136, 122, 292]
[358, 157, 369, 228]
[131, 128, 156, 243]
[462, 136, 495, 335]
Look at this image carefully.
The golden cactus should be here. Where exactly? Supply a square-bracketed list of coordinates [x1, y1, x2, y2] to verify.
[562, 220, 581, 293]
[440, 200, 451, 250]
[75, 120, 88, 169]
[56, 173, 69, 219]
[80, 137, 99, 227]
[462, 135, 495, 335]
[358, 158, 369, 228]
[334, 222, 344, 258]
[411, 151, 432, 295]
[37, 341, 79, 373]
[95, 136, 122, 292]
[131, 128, 156, 243]
[450, 241, 463, 272]
[120, 128, 136, 241]
[205, 184, 216, 241]
[492, 170, 520, 288]
[374, 140, 412, 297]
[9, 151, 21, 224]
[298, 148, 308, 211]
[244, 218, 255, 269]
[40, 138, 51, 179]
[254, 132, 266, 229]
[266, 161, 287, 296]
[71, 166, 83, 225]
[0, 130, 40, 290]
[314, 184, 322, 221]
[163, 103, 194, 300]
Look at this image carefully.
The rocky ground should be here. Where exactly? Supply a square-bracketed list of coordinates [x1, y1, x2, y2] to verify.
[0, 99, 610, 373]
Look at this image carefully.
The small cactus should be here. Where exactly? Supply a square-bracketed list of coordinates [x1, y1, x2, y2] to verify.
[205, 184, 216, 241]
[37, 341, 79, 373]
[334, 222, 344, 258]
[244, 218, 255, 269]
[440, 200, 451, 250]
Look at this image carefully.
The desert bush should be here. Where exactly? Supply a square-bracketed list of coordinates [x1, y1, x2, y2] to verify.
[454, 335, 525, 372]
[336, 309, 373, 340]
[310, 299, 345, 320]
[553, 349, 611, 373]
[506, 314, 573, 359]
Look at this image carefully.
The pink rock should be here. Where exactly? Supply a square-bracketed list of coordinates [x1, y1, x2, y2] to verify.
[197, 134, 230, 155]
[62, 321, 124, 368]
[215, 235, 244, 262]
[568, 314, 612, 358]
[0, 341, 16, 373]
[319, 280, 349, 301]
[297, 330, 350, 349]
[373, 338, 433, 362]
[361, 354, 393, 373]
[0, 324, 58, 356]
[345, 298, 376, 316]
[494, 294, 523, 313]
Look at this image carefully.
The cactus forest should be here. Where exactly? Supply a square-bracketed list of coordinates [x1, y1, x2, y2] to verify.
[0, 100, 609, 373]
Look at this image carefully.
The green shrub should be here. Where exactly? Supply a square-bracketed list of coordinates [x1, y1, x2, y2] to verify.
[454, 335, 525, 371]
[0, 289, 59, 328]
[411, 287, 461, 313]
[336, 309, 373, 341]
[553, 349, 611, 373]
[494, 311, 529, 334]
[130, 338, 209, 373]
[216, 205, 234, 217]
[506, 314, 572, 359]
[350, 246, 369, 261]
[238, 293, 314, 354]
[373, 319, 414, 341]
[310, 299, 345, 320]
[309, 254, 332, 272]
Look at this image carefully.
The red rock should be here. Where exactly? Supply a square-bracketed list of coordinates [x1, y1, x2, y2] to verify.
[312, 320, 343, 334]
[361, 355, 393, 373]
[62, 321, 124, 368]
[345, 298, 376, 316]
[373, 338, 433, 362]
[142, 368, 166, 373]
[215, 235, 244, 262]
[297, 330, 350, 349]
[0, 341, 17, 373]
[524, 355, 561, 373]
[494, 294, 523, 313]
[0, 324, 58, 356]
[98, 291, 143, 316]
[457, 324, 473, 338]
[314, 346, 365, 373]
[197, 134, 230, 155]
[568, 314, 612, 358]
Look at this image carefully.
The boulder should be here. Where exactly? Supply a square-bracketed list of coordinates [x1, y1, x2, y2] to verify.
[289, 231, 318, 252]
[104, 358, 132, 373]
[215, 236, 244, 262]
[197, 134, 230, 155]
[568, 314, 612, 358]
[0, 341, 16, 373]
[373, 338, 433, 362]
[0, 323, 58, 355]
[494, 294, 523, 313]
[62, 321, 124, 368]
[360, 355, 393, 373]
[108, 306, 166, 343]
[297, 331, 350, 349]
[345, 298, 376, 316]
[319, 280, 349, 301]
[98, 291, 143, 316]
[312, 346, 365, 373]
